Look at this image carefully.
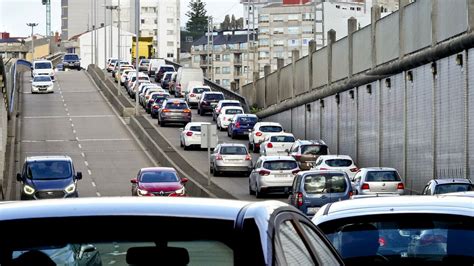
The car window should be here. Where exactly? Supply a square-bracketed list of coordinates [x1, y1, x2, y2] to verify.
[225, 109, 243, 115]
[365, 171, 401, 182]
[277, 220, 314, 265]
[303, 173, 347, 194]
[33, 76, 51, 82]
[270, 136, 295, 142]
[222, 102, 241, 108]
[193, 87, 210, 93]
[263, 160, 297, 170]
[220, 146, 247, 155]
[27, 161, 72, 180]
[34, 62, 52, 69]
[204, 94, 224, 100]
[238, 116, 257, 123]
[325, 159, 353, 167]
[300, 222, 342, 265]
[160, 67, 175, 73]
[434, 183, 473, 194]
[64, 54, 79, 60]
[259, 126, 283, 133]
[140, 171, 179, 183]
[165, 102, 188, 110]
[189, 126, 201, 132]
[301, 145, 328, 155]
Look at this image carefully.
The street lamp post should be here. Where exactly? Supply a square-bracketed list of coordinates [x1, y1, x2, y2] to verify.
[105, 5, 118, 59]
[26, 23, 38, 61]
[135, 0, 140, 114]
[104, 0, 107, 67]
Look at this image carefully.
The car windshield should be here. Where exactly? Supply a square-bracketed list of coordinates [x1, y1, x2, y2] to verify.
[189, 126, 201, 132]
[33, 76, 51, 82]
[140, 171, 179, 183]
[152, 94, 169, 100]
[164, 74, 173, 81]
[366, 171, 401, 182]
[238, 117, 257, 123]
[319, 214, 473, 265]
[263, 160, 297, 170]
[301, 145, 328, 155]
[165, 102, 188, 110]
[220, 146, 247, 155]
[325, 159, 353, 167]
[193, 87, 210, 93]
[161, 67, 175, 72]
[204, 94, 224, 100]
[64, 54, 79, 60]
[270, 135, 295, 142]
[27, 161, 72, 180]
[434, 183, 473, 194]
[225, 109, 243, 115]
[222, 102, 241, 108]
[35, 62, 52, 69]
[303, 173, 347, 193]
[259, 126, 283, 133]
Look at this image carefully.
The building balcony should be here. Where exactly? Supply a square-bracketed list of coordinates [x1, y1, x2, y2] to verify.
[234, 59, 242, 65]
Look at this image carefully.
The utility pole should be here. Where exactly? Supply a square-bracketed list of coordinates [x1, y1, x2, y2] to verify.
[94, 0, 99, 65]
[105, 4, 118, 59]
[246, 0, 255, 82]
[104, 0, 107, 67]
[90, 0, 94, 65]
[42, 0, 51, 36]
[118, 0, 121, 61]
[207, 16, 213, 81]
[26, 23, 38, 61]
[135, 0, 140, 114]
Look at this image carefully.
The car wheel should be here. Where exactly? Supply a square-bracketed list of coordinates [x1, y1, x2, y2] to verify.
[248, 142, 253, 151]
[160, 121, 166, 127]
[252, 143, 259, 153]
[197, 108, 200, 115]
[200, 109, 205, 116]
[213, 166, 220, 177]
[255, 186, 264, 199]
[249, 181, 255, 195]
[227, 130, 231, 137]
[183, 144, 189, 150]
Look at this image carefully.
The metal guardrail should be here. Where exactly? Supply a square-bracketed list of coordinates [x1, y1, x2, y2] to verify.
[164, 59, 250, 113]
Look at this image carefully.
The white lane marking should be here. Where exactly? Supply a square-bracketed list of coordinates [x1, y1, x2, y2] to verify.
[24, 115, 116, 119]
[63, 103, 67, 107]
[81, 152, 85, 157]
[78, 144, 82, 149]
[67, 113, 70, 116]
[79, 138, 132, 142]
[71, 123, 74, 127]
[88, 170, 92, 176]
[84, 161, 89, 167]
[69, 118, 72, 121]
[21, 139, 75, 143]
[96, 192, 101, 197]
[91, 181, 96, 187]
[65, 108, 69, 112]
[72, 129, 76, 134]
[76, 137, 79, 141]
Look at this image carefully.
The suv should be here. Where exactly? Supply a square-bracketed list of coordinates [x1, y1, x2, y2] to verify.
[17, 156, 82, 200]
[62, 53, 81, 70]
[288, 170, 353, 217]
[155, 65, 175, 82]
[352, 167, 405, 195]
[31, 60, 55, 81]
[212, 100, 242, 121]
[421, 178, 473, 195]
[227, 114, 258, 139]
[158, 98, 192, 127]
[288, 140, 329, 170]
[198, 92, 225, 115]
[248, 122, 284, 153]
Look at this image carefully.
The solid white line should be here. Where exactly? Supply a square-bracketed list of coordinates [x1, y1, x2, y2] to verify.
[21, 139, 75, 143]
[88, 170, 92, 176]
[72, 129, 76, 134]
[78, 144, 82, 149]
[91, 181, 96, 187]
[76, 137, 79, 141]
[79, 138, 132, 142]
[71, 123, 74, 127]
[84, 161, 89, 167]
[96, 192, 101, 197]
[24, 115, 116, 119]
[65, 108, 69, 112]
[67, 113, 70, 116]
[63, 104, 67, 107]
[81, 152, 85, 157]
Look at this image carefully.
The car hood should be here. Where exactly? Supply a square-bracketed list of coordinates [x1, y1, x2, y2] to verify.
[139, 182, 182, 192]
[26, 178, 73, 191]
[63, 59, 79, 63]
[32, 81, 53, 86]
[33, 69, 53, 74]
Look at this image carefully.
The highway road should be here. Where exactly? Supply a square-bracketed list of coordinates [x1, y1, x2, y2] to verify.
[12, 70, 153, 199]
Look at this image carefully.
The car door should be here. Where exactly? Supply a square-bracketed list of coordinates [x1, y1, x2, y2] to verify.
[288, 175, 300, 206]
[250, 159, 262, 190]
[268, 207, 343, 265]
[210, 145, 220, 169]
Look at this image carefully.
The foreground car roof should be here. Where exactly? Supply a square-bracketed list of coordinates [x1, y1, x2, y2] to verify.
[26, 155, 72, 162]
[312, 196, 473, 225]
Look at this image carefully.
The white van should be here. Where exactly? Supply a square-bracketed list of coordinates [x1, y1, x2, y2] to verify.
[31, 60, 55, 81]
[147, 58, 166, 77]
[175, 68, 204, 98]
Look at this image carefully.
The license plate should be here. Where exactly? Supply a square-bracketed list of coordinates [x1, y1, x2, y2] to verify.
[307, 207, 321, 215]
[274, 174, 288, 178]
[243, 131, 249, 135]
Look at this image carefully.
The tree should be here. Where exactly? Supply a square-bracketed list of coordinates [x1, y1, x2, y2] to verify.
[236, 18, 244, 29]
[186, 0, 208, 38]
[230, 15, 237, 30]
[220, 15, 231, 30]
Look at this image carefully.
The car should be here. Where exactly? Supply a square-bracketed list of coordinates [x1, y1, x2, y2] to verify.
[227, 114, 259, 139]
[106, 58, 118, 72]
[249, 156, 299, 198]
[157, 98, 192, 127]
[114, 65, 134, 83]
[140, 86, 163, 107]
[216, 106, 244, 131]
[248, 122, 284, 153]
[31, 75, 54, 94]
[212, 100, 242, 121]
[11, 243, 101, 265]
[0, 197, 343, 265]
[198, 92, 225, 115]
[150, 96, 167, 118]
[168, 72, 178, 94]
[146, 91, 170, 113]
[160, 71, 175, 90]
[179, 122, 208, 150]
[352, 167, 405, 195]
[16, 156, 82, 200]
[185, 85, 211, 107]
[259, 133, 296, 156]
[31, 60, 55, 81]
[119, 68, 135, 85]
[421, 178, 473, 195]
[312, 196, 474, 265]
[62, 53, 81, 70]
[111, 60, 130, 77]
[287, 139, 329, 170]
[288, 170, 353, 217]
[311, 155, 359, 180]
[155, 64, 175, 83]
[131, 167, 188, 197]
[174, 67, 204, 97]
[147, 58, 166, 77]
[138, 59, 150, 73]
[210, 143, 252, 176]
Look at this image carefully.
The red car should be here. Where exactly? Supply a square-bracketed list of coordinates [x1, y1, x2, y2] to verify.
[131, 167, 188, 196]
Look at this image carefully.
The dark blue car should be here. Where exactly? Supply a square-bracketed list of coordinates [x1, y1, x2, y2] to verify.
[227, 114, 258, 139]
[17, 156, 82, 200]
[62, 53, 81, 70]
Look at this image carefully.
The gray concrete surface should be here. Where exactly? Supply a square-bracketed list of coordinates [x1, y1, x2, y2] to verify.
[13, 70, 153, 199]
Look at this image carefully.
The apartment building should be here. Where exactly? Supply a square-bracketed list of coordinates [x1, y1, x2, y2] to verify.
[61, 0, 106, 40]
[240, 0, 283, 29]
[191, 30, 257, 89]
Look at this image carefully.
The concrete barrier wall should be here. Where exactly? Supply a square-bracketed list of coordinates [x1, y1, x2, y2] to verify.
[291, 105, 305, 140]
[312, 47, 328, 88]
[241, 83, 255, 107]
[266, 71, 279, 106]
[256, 78, 265, 108]
[279, 65, 293, 101]
[437, 0, 468, 43]
[376, 12, 399, 65]
[352, 26, 372, 74]
[294, 57, 309, 96]
[338, 90, 356, 158]
[305, 101, 321, 140]
[403, 0, 432, 54]
[331, 37, 349, 82]
[321, 95, 338, 152]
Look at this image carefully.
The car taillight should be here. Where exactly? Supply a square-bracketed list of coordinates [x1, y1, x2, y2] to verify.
[235, 122, 240, 128]
[361, 183, 370, 190]
[216, 154, 223, 160]
[397, 183, 405, 189]
[349, 191, 353, 197]
[297, 192, 303, 207]
[162, 109, 170, 113]
[259, 170, 271, 176]
[267, 143, 273, 148]
[294, 155, 302, 160]
[245, 154, 252, 161]
[149, 99, 155, 103]
[186, 131, 193, 137]
[292, 169, 300, 175]
[350, 167, 359, 172]
[256, 132, 262, 137]
[153, 105, 159, 109]
[190, 93, 195, 97]
[216, 108, 220, 113]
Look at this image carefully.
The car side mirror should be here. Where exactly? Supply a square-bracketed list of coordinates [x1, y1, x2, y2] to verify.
[76, 172, 83, 180]
[130, 178, 138, 184]
[78, 244, 96, 260]
[16, 173, 22, 182]
[181, 178, 188, 183]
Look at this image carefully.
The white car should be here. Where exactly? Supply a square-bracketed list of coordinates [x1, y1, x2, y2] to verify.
[142, 88, 166, 107]
[212, 100, 242, 121]
[31, 75, 54, 93]
[185, 85, 211, 107]
[32, 60, 55, 81]
[312, 155, 359, 180]
[248, 122, 284, 153]
[120, 69, 135, 85]
[259, 133, 295, 156]
[180, 122, 207, 150]
[312, 196, 474, 265]
[216, 106, 244, 131]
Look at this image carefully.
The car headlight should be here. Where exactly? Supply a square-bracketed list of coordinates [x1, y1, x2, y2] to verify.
[65, 183, 76, 194]
[175, 187, 185, 196]
[138, 188, 148, 196]
[23, 185, 35, 195]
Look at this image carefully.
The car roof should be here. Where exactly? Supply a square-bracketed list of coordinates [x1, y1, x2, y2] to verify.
[34, 60, 52, 63]
[160, 64, 174, 68]
[219, 143, 247, 147]
[219, 100, 240, 103]
[318, 155, 353, 160]
[260, 156, 296, 161]
[298, 169, 348, 175]
[203, 91, 223, 95]
[256, 122, 282, 126]
[220, 106, 243, 110]
[26, 156, 72, 162]
[165, 98, 186, 103]
[312, 195, 473, 225]
[140, 167, 176, 173]
[294, 139, 326, 145]
[361, 167, 398, 171]
[265, 132, 294, 138]
[191, 85, 210, 89]
[236, 114, 257, 118]
[186, 122, 206, 127]
[431, 178, 473, 185]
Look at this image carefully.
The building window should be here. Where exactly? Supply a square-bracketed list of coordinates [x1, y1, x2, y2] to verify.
[167, 41, 174, 47]
[167, 53, 174, 58]
[273, 15, 284, 22]
[303, 39, 310, 45]
[259, 38, 269, 47]
[273, 40, 284, 47]
[303, 13, 314, 21]
[167, 6, 174, 14]
[215, 67, 221, 74]
[357, 7, 361, 11]
[154, 19, 158, 24]
[222, 67, 231, 74]
[273, 27, 284, 34]
[288, 14, 299, 21]
[288, 27, 299, 34]
[222, 79, 230, 87]
[244, 66, 249, 73]
[193, 55, 200, 63]
[350, 7, 355, 10]
[141, 19, 145, 24]
[259, 27, 269, 34]
[259, 14, 269, 23]
[288, 39, 299, 46]
[223, 54, 231, 61]
[153, 29, 158, 36]
[167, 18, 174, 23]
[167, 30, 174, 35]
[215, 54, 221, 61]
[302, 26, 313, 34]
[336, 5, 340, 8]
[259, 51, 270, 59]
[215, 79, 221, 84]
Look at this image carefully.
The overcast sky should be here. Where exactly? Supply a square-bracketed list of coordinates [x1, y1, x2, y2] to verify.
[0, 0, 242, 37]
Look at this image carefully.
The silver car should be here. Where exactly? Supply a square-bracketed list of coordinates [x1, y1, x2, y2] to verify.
[352, 167, 405, 195]
[210, 144, 252, 176]
[249, 156, 300, 198]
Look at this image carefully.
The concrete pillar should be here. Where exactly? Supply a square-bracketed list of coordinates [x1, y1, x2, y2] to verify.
[469, 0, 474, 33]
[230, 81, 237, 92]
[371, 5, 381, 68]
[431, 1, 439, 46]
[308, 40, 317, 88]
[398, 0, 411, 59]
[251, 71, 260, 107]
[263, 65, 271, 108]
[276, 58, 285, 103]
[347, 17, 357, 78]
[291, 49, 300, 98]
[327, 29, 336, 85]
